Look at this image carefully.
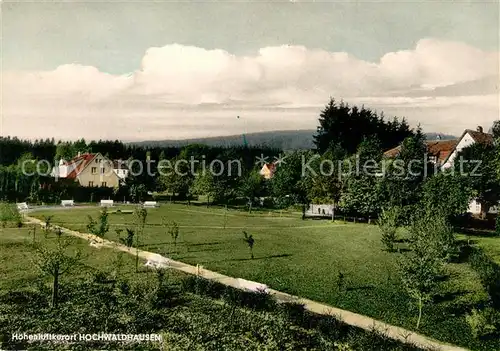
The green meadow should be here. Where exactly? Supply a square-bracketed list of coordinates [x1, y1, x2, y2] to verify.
[29, 203, 500, 350]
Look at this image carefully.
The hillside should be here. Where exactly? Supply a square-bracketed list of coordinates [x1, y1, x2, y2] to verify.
[131, 130, 317, 150]
[131, 130, 457, 150]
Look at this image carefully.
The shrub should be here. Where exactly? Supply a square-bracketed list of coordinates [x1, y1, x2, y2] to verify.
[0, 203, 22, 228]
[181, 276, 226, 298]
[378, 207, 399, 252]
[223, 288, 276, 311]
[119, 228, 135, 248]
[468, 248, 500, 308]
[465, 307, 499, 339]
[86, 208, 109, 238]
[242, 231, 255, 259]
[496, 215, 500, 236]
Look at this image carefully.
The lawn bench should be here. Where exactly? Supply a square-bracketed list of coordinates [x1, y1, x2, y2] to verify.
[143, 201, 159, 208]
[61, 199, 74, 207]
[100, 199, 114, 207]
[16, 202, 29, 211]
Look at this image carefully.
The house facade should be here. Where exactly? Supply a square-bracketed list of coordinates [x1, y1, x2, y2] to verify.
[51, 153, 124, 188]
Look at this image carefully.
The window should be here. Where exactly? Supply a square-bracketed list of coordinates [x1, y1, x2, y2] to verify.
[429, 156, 437, 163]
[100, 168, 105, 174]
[101, 182, 107, 187]
[91, 167, 97, 174]
[88, 181, 94, 187]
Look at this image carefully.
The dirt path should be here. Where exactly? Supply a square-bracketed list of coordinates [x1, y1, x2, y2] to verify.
[25, 215, 470, 351]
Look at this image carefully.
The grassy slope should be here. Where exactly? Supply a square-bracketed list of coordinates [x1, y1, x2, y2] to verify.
[31, 204, 499, 350]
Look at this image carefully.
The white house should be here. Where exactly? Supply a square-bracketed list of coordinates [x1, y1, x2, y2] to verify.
[113, 159, 129, 180]
[441, 126, 496, 215]
[441, 126, 494, 170]
[384, 126, 496, 216]
[51, 152, 126, 188]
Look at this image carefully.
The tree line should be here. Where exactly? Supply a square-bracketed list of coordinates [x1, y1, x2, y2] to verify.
[1, 98, 498, 224]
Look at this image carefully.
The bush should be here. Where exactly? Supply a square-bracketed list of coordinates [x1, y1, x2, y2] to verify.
[465, 307, 499, 339]
[468, 248, 500, 308]
[0, 203, 22, 228]
[378, 207, 399, 252]
[409, 210, 457, 262]
[181, 276, 226, 298]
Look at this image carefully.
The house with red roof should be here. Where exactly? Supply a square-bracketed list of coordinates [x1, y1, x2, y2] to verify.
[383, 139, 458, 166]
[384, 126, 496, 215]
[51, 153, 123, 188]
[259, 162, 277, 179]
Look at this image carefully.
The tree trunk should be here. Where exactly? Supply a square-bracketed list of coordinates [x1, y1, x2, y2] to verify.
[301, 204, 306, 220]
[52, 268, 59, 308]
[249, 201, 252, 214]
[135, 248, 139, 273]
[480, 202, 488, 220]
[416, 296, 423, 329]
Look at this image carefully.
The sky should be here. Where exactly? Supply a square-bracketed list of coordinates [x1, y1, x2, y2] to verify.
[1, 0, 499, 141]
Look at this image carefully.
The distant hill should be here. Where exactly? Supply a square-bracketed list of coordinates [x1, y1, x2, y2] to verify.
[131, 130, 457, 151]
[131, 130, 317, 150]
[424, 133, 457, 141]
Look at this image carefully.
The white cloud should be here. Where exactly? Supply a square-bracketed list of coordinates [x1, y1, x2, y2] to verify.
[2, 38, 498, 141]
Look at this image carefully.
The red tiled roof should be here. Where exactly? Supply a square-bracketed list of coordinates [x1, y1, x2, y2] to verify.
[383, 139, 458, 164]
[383, 146, 402, 158]
[265, 163, 276, 172]
[259, 162, 278, 178]
[426, 140, 458, 164]
[66, 153, 96, 179]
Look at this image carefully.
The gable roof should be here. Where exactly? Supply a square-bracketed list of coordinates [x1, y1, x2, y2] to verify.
[426, 139, 459, 164]
[383, 139, 458, 164]
[66, 153, 97, 179]
[263, 163, 276, 172]
[440, 129, 494, 167]
[259, 162, 277, 178]
[384, 127, 494, 166]
[463, 129, 494, 145]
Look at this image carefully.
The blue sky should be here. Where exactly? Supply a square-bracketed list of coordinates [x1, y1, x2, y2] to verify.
[2, 1, 499, 140]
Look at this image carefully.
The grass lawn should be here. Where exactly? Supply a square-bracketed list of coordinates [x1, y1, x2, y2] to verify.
[460, 234, 500, 264]
[0, 226, 140, 292]
[30, 204, 500, 350]
[0, 226, 427, 351]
